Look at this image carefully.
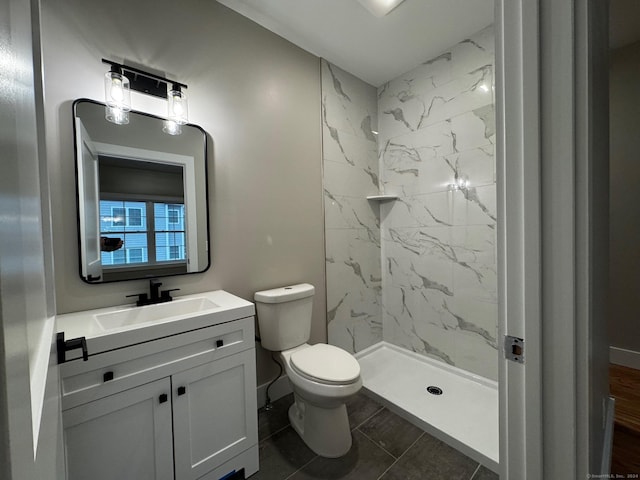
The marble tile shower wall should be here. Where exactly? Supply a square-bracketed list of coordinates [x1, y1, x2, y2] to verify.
[322, 59, 383, 354]
[378, 26, 498, 380]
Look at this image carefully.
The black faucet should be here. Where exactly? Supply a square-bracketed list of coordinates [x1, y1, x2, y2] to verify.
[126, 279, 180, 307]
[150, 279, 162, 302]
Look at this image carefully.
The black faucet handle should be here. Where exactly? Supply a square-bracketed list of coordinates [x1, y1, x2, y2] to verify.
[149, 280, 163, 300]
[126, 293, 148, 306]
[161, 288, 180, 301]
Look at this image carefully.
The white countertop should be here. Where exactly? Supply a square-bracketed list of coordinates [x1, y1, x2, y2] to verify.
[57, 290, 255, 358]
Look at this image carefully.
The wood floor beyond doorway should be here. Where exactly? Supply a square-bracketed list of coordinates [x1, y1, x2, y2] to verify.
[609, 364, 640, 475]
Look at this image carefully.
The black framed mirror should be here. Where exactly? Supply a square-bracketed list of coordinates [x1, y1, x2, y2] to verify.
[73, 99, 210, 283]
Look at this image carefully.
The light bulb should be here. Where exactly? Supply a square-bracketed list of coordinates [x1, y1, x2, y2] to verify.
[104, 71, 131, 112]
[172, 98, 183, 116]
[167, 88, 188, 125]
[110, 78, 123, 102]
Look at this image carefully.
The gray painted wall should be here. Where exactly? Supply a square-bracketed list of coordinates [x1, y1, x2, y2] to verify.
[41, 0, 325, 385]
[609, 40, 640, 356]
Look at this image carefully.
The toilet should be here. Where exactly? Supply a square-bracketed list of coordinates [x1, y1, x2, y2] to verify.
[254, 283, 362, 458]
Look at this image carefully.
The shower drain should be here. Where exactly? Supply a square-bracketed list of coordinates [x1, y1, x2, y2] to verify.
[426, 386, 443, 395]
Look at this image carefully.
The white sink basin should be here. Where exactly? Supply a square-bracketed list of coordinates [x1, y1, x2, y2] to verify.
[95, 297, 219, 331]
[56, 290, 255, 356]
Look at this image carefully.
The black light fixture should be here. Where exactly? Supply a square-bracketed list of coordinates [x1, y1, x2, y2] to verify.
[102, 59, 188, 132]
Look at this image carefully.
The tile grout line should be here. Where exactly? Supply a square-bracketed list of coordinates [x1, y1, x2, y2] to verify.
[257, 422, 291, 444]
[260, 401, 384, 445]
[356, 426, 402, 460]
[259, 398, 386, 479]
[281, 454, 319, 480]
[351, 404, 386, 431]
[469, 463, 482, 480]
[374, 432, 425, 480]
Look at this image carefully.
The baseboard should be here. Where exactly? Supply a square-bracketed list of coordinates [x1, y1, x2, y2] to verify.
[600, 396, 616, 475]
[256, 374, 291, 409]
[610, 346, 640, 369]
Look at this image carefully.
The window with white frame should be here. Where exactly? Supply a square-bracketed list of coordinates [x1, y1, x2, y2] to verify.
[100, 200, 186, 268]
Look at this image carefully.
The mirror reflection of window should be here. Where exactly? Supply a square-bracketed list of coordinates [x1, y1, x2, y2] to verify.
[153, 202, 186, 263]
[100, 200, 148, 266]
[100, 200, 185, 268]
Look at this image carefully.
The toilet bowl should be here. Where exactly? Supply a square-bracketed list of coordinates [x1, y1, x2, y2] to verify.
[281, 343, 362, 457]
[254, 284, 363, 458]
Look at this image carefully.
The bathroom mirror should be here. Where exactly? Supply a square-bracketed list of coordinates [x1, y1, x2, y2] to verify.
[73, 99, 210, 283]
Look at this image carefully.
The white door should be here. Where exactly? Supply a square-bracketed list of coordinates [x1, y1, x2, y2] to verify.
[0, 0, 65, 478]
[76, 118, 103, 282]
[172, 350, 258, 480]
[496, 0, 610, 478]
[63, 378, 174, 480]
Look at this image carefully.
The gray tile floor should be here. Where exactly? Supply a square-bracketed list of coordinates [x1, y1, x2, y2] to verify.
[250, 392, 498, 480]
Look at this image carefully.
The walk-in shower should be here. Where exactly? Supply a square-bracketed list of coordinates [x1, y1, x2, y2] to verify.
[322, 25, 498, 471]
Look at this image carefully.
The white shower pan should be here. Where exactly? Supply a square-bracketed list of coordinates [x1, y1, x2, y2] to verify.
[356, 341, 499, 472]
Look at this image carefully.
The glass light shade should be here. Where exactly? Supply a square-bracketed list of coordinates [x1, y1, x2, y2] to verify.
[162, 120, 182, 136]
[105, 106, 129, 125]
[167, 89, 188, 125]
[104, 71, 131, 111]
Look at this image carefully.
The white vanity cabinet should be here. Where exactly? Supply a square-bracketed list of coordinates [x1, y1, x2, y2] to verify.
[59, 312, 258, 480]
[63, 378, 174, 480]
[172, 349, 257, 479]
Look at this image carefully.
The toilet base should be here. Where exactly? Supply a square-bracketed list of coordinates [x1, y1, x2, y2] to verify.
[288, 394, 353, 458]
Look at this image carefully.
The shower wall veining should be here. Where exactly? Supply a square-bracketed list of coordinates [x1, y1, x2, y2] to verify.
[324, 26, 497, 380]
[322, 60, 382, 354]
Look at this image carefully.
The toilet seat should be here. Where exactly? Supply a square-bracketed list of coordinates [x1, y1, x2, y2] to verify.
[290, 344, 360, 385]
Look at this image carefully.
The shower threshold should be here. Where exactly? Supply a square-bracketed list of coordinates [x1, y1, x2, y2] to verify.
[356, 341, 499, 473]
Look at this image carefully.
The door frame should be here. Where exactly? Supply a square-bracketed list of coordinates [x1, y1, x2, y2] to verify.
[495, 0, 543, 477]
[496, 0, 610, 477]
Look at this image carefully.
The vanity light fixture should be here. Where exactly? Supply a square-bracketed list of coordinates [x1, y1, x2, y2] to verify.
[356, 0, 407, 17]
[167, 84, 188, 125]
[102, 59, 188, 131]
[104, 64, 131, 125]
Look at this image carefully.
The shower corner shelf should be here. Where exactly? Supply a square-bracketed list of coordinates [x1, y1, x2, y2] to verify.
[366, 194, 398, 202]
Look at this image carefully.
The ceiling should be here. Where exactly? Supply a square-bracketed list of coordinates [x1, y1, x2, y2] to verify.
[216, 0, 640, 86]
[216, 0, 494, 87]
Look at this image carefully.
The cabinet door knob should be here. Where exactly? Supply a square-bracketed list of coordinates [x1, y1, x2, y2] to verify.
[216, 339, 224, 348]
[103, 371, 114, 382]
[177, 386, 186, 396]
[159, 393, 168, 404]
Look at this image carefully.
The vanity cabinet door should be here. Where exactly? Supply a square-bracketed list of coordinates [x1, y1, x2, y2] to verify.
[63, 378, 174, 480]
[172, 349, 258, 480]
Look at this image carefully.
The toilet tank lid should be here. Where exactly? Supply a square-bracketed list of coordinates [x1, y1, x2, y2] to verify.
[254, 283, 315, 304]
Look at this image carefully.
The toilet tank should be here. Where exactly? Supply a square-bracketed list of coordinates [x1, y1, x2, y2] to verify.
[254, 283, 315, 351]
